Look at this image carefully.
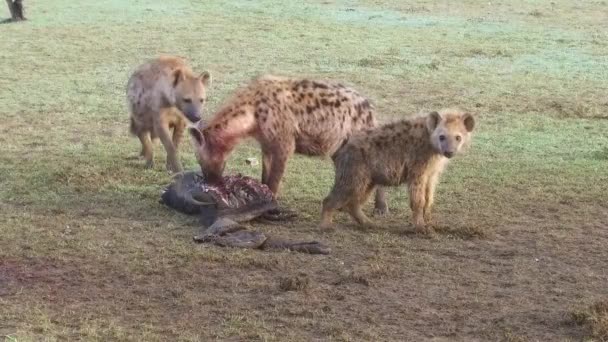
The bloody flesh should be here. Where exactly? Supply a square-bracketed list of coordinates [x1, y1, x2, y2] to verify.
[198, 174, 274, 209]
[161, 171, 279, 225]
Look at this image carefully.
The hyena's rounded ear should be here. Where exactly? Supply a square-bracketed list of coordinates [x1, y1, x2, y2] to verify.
[199, 71, 212, 86]
[189, 127, 205, 146]
[426, 111, 441, 132]
[462, 113, 475, 132]
[172, 69, 184, 87]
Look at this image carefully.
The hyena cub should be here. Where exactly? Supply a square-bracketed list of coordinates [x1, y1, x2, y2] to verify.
[127, 56, 211, 173]
[188, 75, 388, 214]
[320, 109, 475, 234]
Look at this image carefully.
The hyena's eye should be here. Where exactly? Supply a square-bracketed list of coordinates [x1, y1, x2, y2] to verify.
[439, 135, 446, 141]
[183, 98, 192, 103]
[199, 99, 205, 103]
[455, 135, 462, 142]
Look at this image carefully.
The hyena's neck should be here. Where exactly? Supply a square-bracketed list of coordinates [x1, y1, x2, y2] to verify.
[203, 104, 256, 156]
[398, 118, 438, 159]
[418, 131, 438, 158]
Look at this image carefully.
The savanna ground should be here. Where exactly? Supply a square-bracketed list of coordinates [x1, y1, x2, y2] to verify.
[1, 0, 607, 341]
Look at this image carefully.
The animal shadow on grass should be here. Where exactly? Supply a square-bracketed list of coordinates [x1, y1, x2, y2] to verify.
[125, 154, 143, 161]
[385, 222, 491, 240]
[311, 206, 491, 240]
[1, 17, 27, 24]
[124, 157, 155, 171]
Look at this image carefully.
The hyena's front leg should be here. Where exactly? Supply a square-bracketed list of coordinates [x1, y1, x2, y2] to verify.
[154, 112, 182, 173]
[408, 178, 430, 234]
[423, 172, 440, 224]
[171, 119, 186, 151]
[265, 143, 294, 198]
[261, 146, 273, 185]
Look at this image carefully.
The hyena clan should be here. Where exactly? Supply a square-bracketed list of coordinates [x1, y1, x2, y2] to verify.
[319, 109, 475, 234]
[127, 56, 211, 173]
[188, 75, 388, 215]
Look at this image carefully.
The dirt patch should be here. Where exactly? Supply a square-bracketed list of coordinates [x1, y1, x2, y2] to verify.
[0, 257, 135, 304]
[1, 206, 607, 341]
[0, 258, 85, 296]
[278, 274, 310, 291]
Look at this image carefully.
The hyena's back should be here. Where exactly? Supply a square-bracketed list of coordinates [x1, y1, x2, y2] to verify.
[212, 75, 378, 157]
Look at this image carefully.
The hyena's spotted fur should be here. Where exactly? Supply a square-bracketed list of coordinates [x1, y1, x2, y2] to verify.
[189, 75, 388, 214]
[127, 55, 211, 173]
[320, 109, 475, 234]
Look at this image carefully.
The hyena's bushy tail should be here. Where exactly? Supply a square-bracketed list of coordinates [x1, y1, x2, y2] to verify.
[331, 138, 350, 162]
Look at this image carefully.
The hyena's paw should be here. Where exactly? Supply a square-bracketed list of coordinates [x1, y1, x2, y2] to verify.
[126, 154, 141, 161]
[145, 160, 155, 169]
[318, 218, 336, 231]
[414, 224, 437, 239]
[166, 160, 183, 174]
[318, 223, 335, 231]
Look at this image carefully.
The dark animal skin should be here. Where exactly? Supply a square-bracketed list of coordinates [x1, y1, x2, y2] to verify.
[161, 171, 330, 254]
[161, 171, 278, 226]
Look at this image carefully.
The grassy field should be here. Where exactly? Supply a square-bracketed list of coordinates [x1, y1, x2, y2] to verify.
[1, 0, 607, 341]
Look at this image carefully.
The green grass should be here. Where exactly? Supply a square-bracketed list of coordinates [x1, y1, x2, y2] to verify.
[1, 0, 608, 341]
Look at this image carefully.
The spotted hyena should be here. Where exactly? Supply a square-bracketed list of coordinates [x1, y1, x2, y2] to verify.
[188, 75, 388, 214]
[127, 55, 211, 173]
[319, 109, 475, 234]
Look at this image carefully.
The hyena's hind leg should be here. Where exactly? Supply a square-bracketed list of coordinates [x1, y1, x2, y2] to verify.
[320, 188, 351, 230]
[372, 187, 389, 216]
[171, 119, 186, 150]
[347, 184, 377, 229]
[320, 183, 376, 230]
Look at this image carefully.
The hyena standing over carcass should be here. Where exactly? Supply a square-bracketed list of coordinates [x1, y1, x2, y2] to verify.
[188, 75, 389, 214]
[127, 56, 211, 173]
[320, 109, 475, 234]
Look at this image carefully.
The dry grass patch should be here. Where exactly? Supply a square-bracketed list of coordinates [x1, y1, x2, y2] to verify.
[570, 300, 608, 341]
[278, 274, 311, 291]
[433, 223, 492, 240]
